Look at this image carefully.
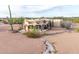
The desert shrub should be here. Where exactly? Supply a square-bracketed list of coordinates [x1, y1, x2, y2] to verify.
[8, 18, 13, 24]
[73, 19, 79, 23]
[61, 23, 65, 28]
[7, 17, 24, 24]
[23, 26, 42, 38]
[74, 28, 79, 32]
[3, 20, 9, 24]
[61, 22, 71, 29]
[12, 19, 17, 24]
[0, 20, 2, 22]
[24, 31, 42, 38]
[18, 17, 24, 24]
[65, 26, 71, 29]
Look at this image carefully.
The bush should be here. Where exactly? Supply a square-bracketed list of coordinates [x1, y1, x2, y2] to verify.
[24, 31, 42, 38]
[3, 20, 8, 24]
[73, 19, 79, 23]
[61, 22, 71, 29]
[61, 23, 65, 28]
[75, 28, 79, 32]
[18, 17, 24, 24]
[65, 25, 71, 29]
[0, 20, 2, 22]
[23, 26, 42, 38]
[6, 17, 24, 24]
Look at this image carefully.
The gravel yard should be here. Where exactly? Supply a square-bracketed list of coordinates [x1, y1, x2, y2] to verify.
[0, 23, 45, 54]
[43, 28, 79, 54]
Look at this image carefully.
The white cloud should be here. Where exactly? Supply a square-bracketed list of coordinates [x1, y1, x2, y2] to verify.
[0, 0, 79, 6]
[9, 0, 79, 6]
[0, 0, 11, 5]
[0, 0, 79, 17]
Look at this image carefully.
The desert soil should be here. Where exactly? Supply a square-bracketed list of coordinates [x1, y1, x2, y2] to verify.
[0, 23, 45, 54]
[43, 28, 79, 54]
[1, 23, 79, 54]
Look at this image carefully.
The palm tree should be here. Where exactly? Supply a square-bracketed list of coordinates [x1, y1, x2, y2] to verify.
[8, 5, 14, 31]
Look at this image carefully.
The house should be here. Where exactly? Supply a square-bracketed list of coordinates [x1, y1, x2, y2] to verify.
[52, 19, 63, 27]
[23, 18, 64, 32]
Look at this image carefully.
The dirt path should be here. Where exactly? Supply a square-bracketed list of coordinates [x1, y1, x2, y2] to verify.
[0, 24, 45, 54]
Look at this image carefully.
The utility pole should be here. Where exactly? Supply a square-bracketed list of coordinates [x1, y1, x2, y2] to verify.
[8, 5, 13, 31]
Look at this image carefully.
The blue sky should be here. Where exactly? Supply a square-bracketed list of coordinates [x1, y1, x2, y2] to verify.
[0, 0, 79, 17]
[9, 5, 79, 17]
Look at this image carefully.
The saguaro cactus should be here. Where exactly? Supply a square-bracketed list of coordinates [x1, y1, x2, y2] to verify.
[8, 5, 14, 31]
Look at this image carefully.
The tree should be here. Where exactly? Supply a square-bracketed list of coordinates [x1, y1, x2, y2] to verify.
[8, 5, 14, 31]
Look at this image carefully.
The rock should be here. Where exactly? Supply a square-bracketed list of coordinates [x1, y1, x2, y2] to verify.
[19, 29, 26, 33]
[42, 39, 56, 54]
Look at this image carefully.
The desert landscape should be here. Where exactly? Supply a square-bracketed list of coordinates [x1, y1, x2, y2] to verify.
[0, 23, 45, 54]
[0, 5, 79, 54]
[1, 21, 79, 54]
